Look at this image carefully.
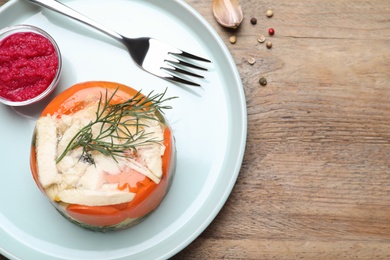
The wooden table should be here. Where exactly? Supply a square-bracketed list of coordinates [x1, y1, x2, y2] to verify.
[1, 0, 389, 259]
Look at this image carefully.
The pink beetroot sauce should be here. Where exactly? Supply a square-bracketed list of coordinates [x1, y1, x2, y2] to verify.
[0, 32, 58, 102]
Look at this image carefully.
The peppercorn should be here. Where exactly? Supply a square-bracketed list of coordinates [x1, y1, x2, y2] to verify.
[257, 35, 266, 43]
[268, 28, 275, 36]
[229, 35, 237, 44]
[266, 9, 273, 17]
[247, 57, 256, 65]
[250, 17, 257, 25]
[259, 77, 267, 86]
[266, 41, 272, 49]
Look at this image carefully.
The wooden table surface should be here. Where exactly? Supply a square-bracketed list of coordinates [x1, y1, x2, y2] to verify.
[1, 0, 389, 259]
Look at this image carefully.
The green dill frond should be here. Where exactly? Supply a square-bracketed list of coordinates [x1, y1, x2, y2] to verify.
[56, 87, 176, 164]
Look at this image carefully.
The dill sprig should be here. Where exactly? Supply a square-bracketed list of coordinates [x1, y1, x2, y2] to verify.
[56, 87, 176, 164]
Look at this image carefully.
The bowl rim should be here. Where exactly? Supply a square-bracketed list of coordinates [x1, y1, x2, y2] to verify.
[0, 24, 62, 106]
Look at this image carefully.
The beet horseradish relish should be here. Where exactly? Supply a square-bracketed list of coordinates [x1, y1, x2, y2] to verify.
[0, 25, 61, 105]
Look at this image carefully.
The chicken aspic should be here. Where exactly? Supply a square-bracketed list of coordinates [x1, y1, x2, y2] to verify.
[30, 81, 176, 231]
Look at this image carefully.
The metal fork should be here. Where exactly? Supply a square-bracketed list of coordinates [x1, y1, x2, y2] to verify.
[26, 0, 211, 87]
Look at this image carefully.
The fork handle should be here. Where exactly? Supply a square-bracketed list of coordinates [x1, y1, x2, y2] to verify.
[25, 0, 125, 43]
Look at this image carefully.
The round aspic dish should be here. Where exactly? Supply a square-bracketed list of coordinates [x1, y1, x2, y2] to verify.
[30, 81, 176, 232]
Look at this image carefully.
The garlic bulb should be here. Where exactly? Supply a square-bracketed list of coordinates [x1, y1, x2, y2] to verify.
[212, 0, 243, 29]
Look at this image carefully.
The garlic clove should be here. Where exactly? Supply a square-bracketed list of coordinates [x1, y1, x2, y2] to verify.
[212, 0, 243, 29]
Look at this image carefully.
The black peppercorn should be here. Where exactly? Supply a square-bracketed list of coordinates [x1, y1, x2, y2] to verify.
[259, 77, 267, 86]
[250, 17, 257, 25]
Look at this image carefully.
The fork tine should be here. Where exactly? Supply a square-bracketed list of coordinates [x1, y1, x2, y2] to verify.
[173, 51, 212, 63]
[165, 75, 201, 87]
[166, 57, 208, 71]
[162, 66, 204, 78]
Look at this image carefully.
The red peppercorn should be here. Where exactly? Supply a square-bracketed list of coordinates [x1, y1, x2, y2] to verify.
[268, 28, 275, 36]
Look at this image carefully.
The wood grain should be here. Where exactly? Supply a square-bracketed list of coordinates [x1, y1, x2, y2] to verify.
[1, 0, 390, 259]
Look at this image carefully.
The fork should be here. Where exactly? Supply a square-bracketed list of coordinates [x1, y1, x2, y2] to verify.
[25, 0, 211, 87]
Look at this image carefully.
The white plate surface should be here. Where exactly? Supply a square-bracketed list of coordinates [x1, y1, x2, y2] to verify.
[0, 0, 247, 259]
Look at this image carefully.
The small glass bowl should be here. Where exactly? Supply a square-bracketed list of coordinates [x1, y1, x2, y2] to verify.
[0, 24, 62, 106]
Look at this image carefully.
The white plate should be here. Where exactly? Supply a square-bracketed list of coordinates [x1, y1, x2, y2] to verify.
[0, 0, 246, 259]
